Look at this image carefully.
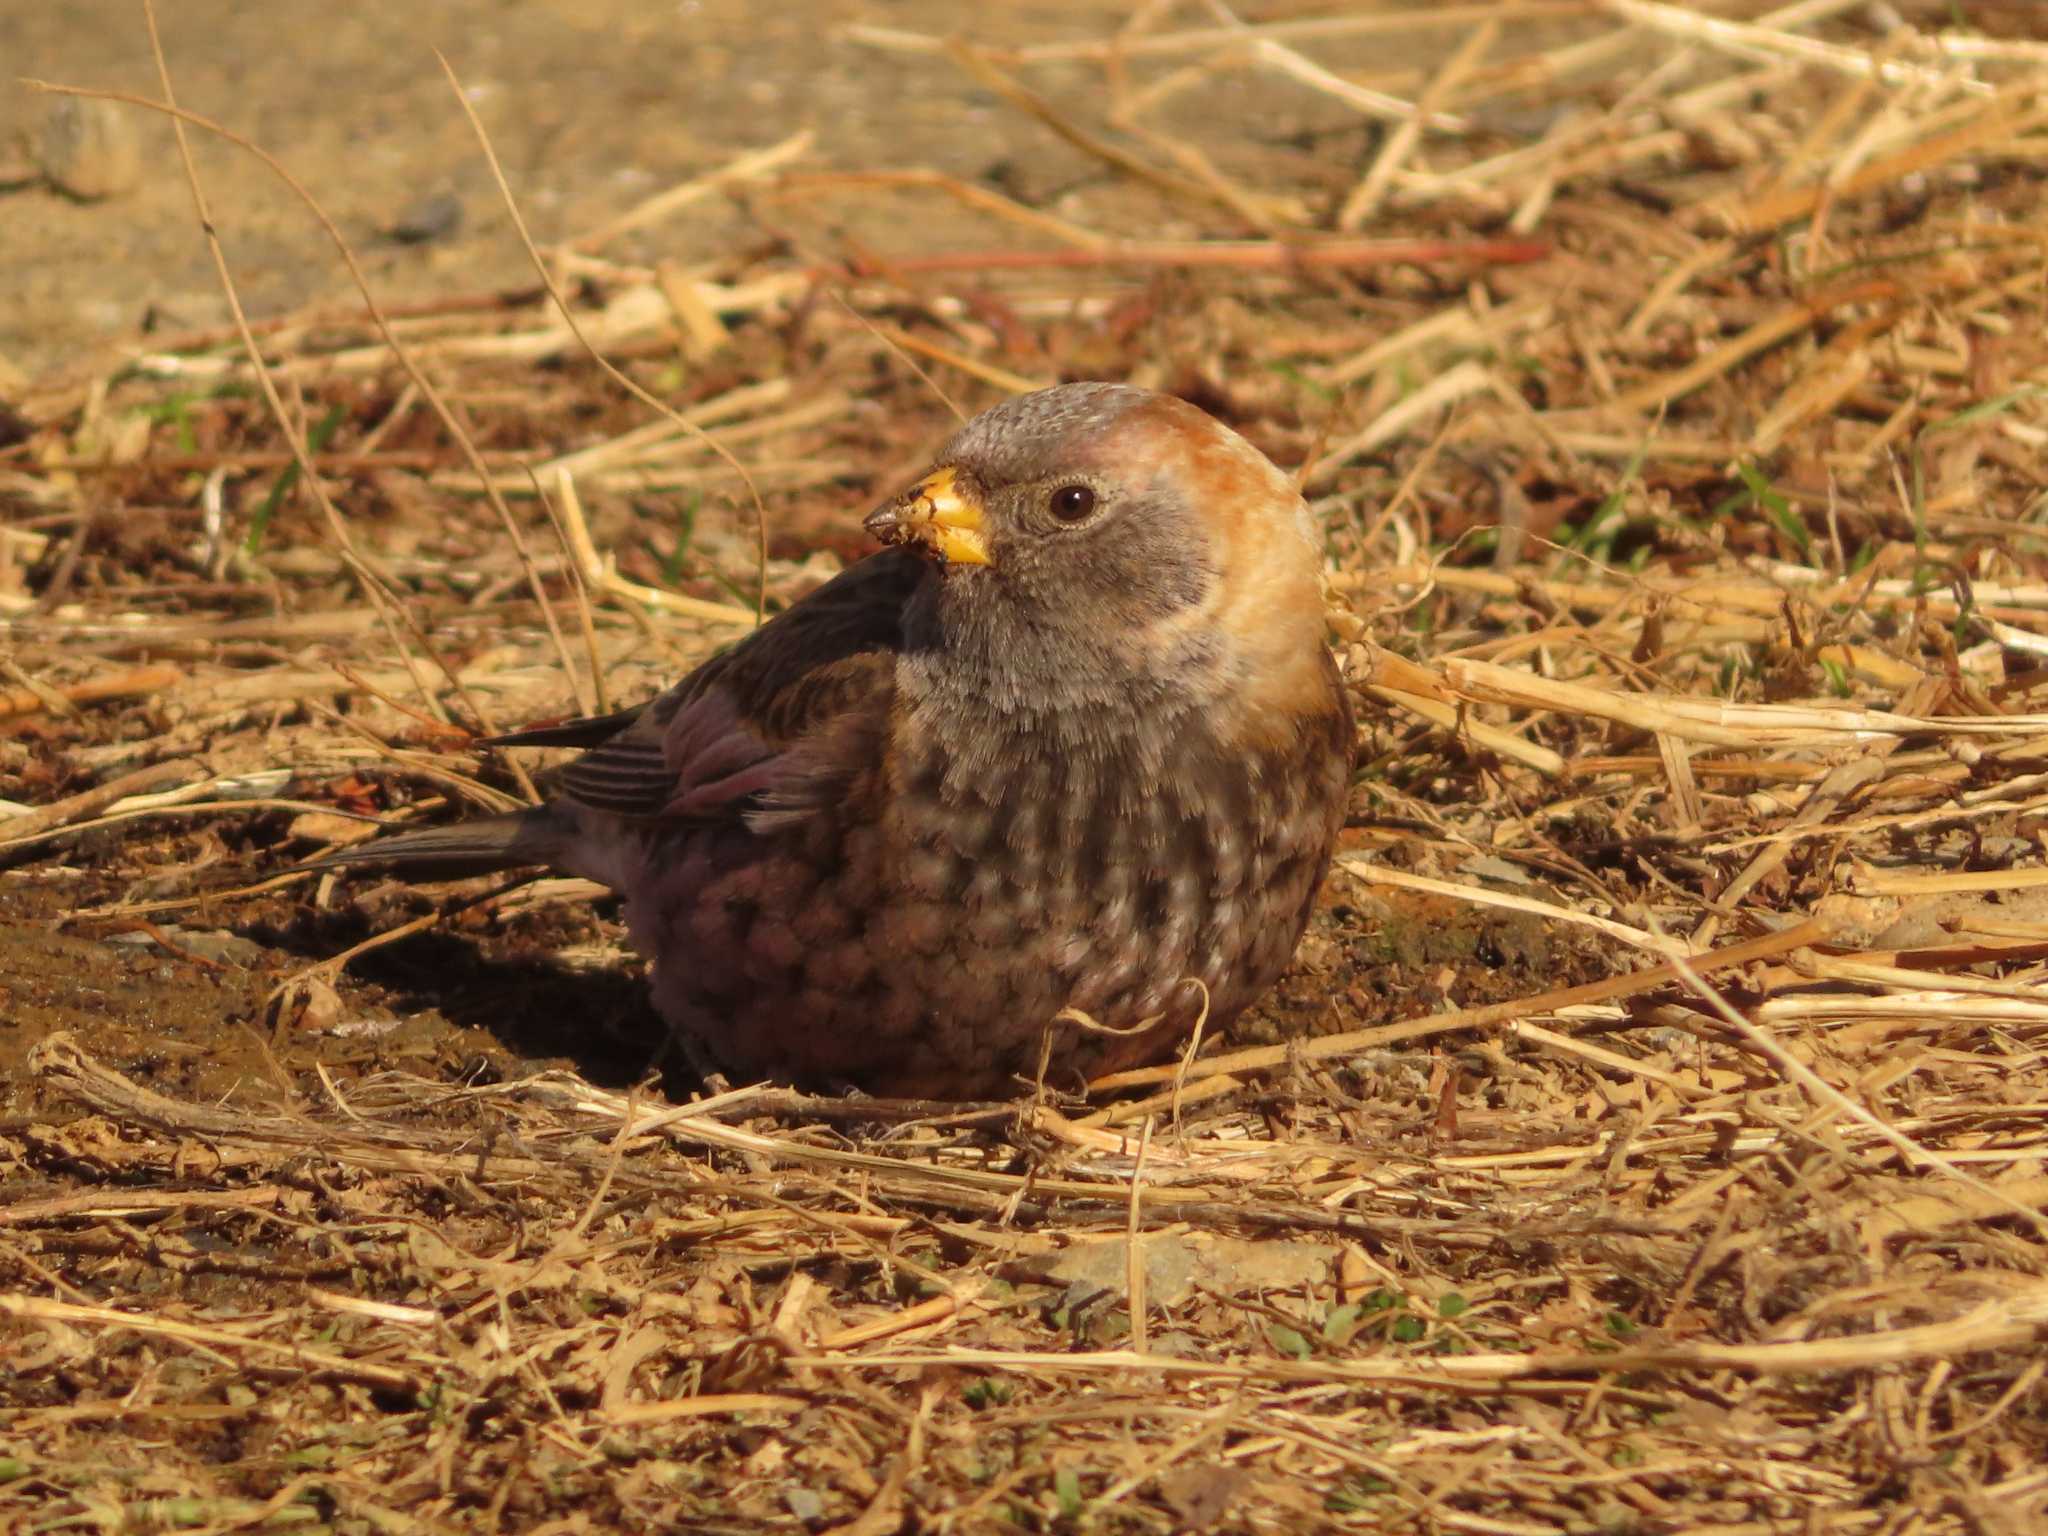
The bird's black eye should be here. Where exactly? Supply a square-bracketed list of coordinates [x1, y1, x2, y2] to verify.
[1049, 484, 1097, 522]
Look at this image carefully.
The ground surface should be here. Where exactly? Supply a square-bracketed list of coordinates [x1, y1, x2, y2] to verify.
[6, 2, 2048, 1533]
[2, 0, 1478, 382]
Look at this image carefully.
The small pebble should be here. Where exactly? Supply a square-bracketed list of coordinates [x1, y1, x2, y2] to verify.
[296, 977, 344, 1032]
[104, 925, 265, 967]
[37, 97, 142, 201]
[785, 1489, 825, 1522]
[386, 190, 463, 244]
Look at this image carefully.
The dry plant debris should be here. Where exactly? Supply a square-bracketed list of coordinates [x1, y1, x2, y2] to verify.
[5, 1, 2048, 1531]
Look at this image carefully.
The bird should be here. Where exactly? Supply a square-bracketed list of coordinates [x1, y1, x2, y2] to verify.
[322, 382, 1354, 1098]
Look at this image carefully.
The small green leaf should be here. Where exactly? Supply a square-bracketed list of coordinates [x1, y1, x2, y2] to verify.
[1924, 384, 2048, 434]
[1054, 1466, 1083, 1517]
[1322, 1302, 1364, 1342]
[135, 1498, 209, 1528]
[660, 490, 705, 582]
[962, 1377, 1013, 1410]
[1733, 460, 1811, 559]
[1706, 486, 1750, 522]
[1562, 502, 1628, 559]
[1268, 1323, 1313, 1359]
[1265, 360, 1338, 404]
[1438, 1293, 1469, 1319]
[245, 403, 348, 554]
[1325, 1479, 1392, 1513]
[1582, 433, 1653, 556]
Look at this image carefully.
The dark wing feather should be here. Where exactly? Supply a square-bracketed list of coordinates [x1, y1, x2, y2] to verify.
[484, 707, 646, 750]
[544, 550, 922, 822]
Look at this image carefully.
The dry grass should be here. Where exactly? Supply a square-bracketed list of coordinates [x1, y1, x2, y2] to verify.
[6, 1, 2048, 1530]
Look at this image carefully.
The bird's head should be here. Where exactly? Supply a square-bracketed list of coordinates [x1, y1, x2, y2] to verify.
[867, 382, 1332, 737]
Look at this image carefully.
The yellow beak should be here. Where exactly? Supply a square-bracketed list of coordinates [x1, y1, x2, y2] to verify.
[863, 466, 992, 568]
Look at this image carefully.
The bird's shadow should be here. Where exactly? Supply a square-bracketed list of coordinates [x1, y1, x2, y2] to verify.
[242, 898, 695, 1095]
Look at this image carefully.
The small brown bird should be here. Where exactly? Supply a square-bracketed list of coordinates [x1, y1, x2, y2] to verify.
[330, 383, 1353, 1097]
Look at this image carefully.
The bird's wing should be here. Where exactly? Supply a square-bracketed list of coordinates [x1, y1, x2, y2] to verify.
[545, 549, 921, 823]
[484, 707, 645, 750]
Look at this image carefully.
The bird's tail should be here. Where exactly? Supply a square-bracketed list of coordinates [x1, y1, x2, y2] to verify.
[310, 805, 575, 882]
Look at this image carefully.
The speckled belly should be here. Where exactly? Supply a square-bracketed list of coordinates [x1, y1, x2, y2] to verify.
[618, 743, 1341, 1097]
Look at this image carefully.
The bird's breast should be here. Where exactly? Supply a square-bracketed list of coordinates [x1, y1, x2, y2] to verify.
[634, 675, 1349, 1095]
